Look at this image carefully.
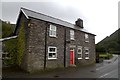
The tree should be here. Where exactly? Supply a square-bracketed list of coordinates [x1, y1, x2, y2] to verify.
[96, 45, 106, 52]
[2, 21, 15, 38]
[2, 20, 16, 66]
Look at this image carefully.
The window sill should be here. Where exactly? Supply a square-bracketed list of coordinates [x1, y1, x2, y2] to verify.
[85, 58, 89, 59]
[49, 35, 57, 38]
[85, 41, 89, 43]
[78, 53, 82, 54]
[48, 58, 57, 60]
[78, 58, 82, 59]
[70, 39, 75, 41]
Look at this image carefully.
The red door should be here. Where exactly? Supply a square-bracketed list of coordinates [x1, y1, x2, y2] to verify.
[70, 49, 74, 65]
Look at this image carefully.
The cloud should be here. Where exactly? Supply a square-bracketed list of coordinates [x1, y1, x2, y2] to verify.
[1, 0, 119, 43]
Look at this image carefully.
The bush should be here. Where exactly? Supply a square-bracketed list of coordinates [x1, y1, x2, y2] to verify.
[99, 53, 113, 59]
[3, 38, 17, 65]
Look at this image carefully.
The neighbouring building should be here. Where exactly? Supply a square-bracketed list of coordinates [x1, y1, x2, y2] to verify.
[14, 7, 96, 72]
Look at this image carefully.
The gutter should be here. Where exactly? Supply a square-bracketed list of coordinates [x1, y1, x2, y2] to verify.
[44, 26, 47, 69]
[64, 28, 66, 67]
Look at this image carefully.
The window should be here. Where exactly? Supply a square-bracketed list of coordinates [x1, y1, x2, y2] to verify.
[70, 30, 74, 40]
[48, 46, 57, 59]
[85, 34, 89, 42]
[78, 46, 82, 59]
[49, 24, 56, 37]
[85, 47, 89, 59]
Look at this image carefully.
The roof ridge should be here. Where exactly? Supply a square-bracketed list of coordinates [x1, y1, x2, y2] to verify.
[21, 7, 74, 26]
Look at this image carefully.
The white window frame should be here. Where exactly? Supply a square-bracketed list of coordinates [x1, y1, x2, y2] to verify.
[77, 46, 82, 59]
[84, 47, 89, 59]
[85, 34, 89, 42]
[49, 24, 56, 37]
[48, 46, 57, 59]
[70, 29, 75, 40]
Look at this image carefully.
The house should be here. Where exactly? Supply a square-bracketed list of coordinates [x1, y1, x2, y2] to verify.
[14, 7, 96, 72]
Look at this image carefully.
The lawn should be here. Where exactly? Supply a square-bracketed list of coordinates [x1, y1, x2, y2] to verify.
[99, 53, 113, 59]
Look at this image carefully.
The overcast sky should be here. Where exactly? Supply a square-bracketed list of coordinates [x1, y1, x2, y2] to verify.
[0, 0, 119, 43]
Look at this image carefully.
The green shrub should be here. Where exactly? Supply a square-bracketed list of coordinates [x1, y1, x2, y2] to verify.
[3, 38, 17, 65]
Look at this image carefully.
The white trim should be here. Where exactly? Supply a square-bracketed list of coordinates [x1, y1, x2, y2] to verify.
[21, 9, 29, 19]
[85, 34, 88, 39]
[49, 24, 56, 37]
[70, 29, 75, 40]
[0, 36, 17, 42]
[77, 46, 82, 54]
[84, 47, 89, 59]
[85, 40, 89, 43]
[78, 58, 82, 59]
[85, 52, 89, 54]
[85, 33, 89, 42]
[48, 58, 57, 60]
[85, 57, 89, 59]
[77, 46, 82, 59]
[48, 46, 57, 60]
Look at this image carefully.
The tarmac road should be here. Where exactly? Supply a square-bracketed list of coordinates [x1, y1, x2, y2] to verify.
[96, 55, 118, 78]
[2, 55, 119, 79]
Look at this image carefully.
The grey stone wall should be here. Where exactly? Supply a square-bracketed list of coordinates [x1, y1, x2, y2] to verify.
[46, 23, 65, 68]
[16, 12, 30, 71]
[65, 28, 95, 66]
[18, 13, 95, 72]
[26, 18, 47, 72]
[25, 18, 65, 71]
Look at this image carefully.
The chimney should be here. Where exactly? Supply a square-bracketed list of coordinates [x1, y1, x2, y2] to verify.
[75, 18, 83, 28]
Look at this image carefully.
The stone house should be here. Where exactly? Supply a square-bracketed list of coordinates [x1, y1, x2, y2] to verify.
[14, 7, 96, 72]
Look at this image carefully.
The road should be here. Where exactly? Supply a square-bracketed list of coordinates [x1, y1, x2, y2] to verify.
[2, 55, 119, 78]
[96, 55, 118, 78]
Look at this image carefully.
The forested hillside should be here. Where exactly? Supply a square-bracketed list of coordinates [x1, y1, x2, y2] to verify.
[96, 28, 120, 54]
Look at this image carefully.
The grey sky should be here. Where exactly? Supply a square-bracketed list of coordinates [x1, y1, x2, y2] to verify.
[1, 0, 119, 43]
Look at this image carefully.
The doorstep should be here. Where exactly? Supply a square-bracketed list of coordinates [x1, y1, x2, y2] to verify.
[70, 64, 76, 67]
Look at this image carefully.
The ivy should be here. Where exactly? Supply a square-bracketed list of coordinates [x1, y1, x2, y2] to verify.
[16, 20, 25, 66]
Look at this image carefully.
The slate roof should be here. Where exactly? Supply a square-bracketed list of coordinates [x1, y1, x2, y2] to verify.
[16, 7, 95, 35]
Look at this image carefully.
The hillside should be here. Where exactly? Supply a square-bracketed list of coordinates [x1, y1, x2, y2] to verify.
[96, 28, 120, 54]
[2, 20, 15, 38]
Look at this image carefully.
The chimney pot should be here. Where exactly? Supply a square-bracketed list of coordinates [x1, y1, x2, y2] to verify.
[75, 18, 83, 28]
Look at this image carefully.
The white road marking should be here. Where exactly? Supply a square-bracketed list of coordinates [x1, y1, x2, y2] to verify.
[99, 73, 109, 78]
[99, 69, 118, 78]
[96, 55, 118, 71]
[96, 64, 110, 71]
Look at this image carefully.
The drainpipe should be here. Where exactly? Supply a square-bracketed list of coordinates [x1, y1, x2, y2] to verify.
[64, 27, 66, 67]
[44, 26, 47, 69]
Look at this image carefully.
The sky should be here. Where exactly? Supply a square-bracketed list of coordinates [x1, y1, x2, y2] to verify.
[0, 0, 119, 44]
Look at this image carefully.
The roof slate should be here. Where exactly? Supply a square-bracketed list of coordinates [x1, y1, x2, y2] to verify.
[20, 7, 95, 35]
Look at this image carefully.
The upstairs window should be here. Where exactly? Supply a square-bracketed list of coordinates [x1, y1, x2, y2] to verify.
[49, 24, 56, 37]
[70, 30, 74, 40]
[77, 46, 82, 59]
[85, 33, 89, 42]
[48, 46, 57, 59]
[84, 47, 89, 59]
